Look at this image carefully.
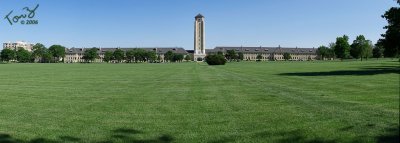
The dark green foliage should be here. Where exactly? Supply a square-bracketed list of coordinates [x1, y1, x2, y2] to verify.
[113, 49, 125, 63]
[225, 50, 237, 61]
[184, 54, 191, 61]
[31, 43, 47, 63]
[256, 54, 263, 61]
[238, 52, 244, 61]
[373, 45, 384, 59]
[317, 46, 332, 60]
[283, 52, 291, 61]
[146, 51, 157, 63]
[125, 49, 135, 63]
[172, 54, 184, 62]
[16, 47, 31, 63]
[205, 54, 226, 65]
[0, 48, 16, 62]
[48, 45, 66, 62]
[350, 35, 373, 61]
[82, 48, 99, 62]
[217, 51, 223, 56]
[164, 51, 174, 62]
[379, 2, 400, 58]
[334, 35, 351, 60]
[133, 48, 147, 62]
[103, 51, 113, 63]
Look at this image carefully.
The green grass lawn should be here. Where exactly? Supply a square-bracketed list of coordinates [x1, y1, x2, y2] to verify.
[0, 60, 398, 143]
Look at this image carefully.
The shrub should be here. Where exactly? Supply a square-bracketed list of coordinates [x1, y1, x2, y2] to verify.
[205, 54, 226, 65]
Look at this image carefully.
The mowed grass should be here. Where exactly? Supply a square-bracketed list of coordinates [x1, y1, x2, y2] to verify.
[0, 60, 398, 143]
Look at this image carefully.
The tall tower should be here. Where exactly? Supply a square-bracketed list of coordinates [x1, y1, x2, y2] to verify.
[194, 14, 206, 61]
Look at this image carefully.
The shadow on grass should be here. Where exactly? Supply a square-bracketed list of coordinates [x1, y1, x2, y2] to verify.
[0, 128, 173, 143]
[208, 125, 400, 143]
[376, 126, 399, 143]
[278, 66, 399, 76]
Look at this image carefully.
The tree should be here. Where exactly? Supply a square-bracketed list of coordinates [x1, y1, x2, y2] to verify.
[334, 35, 351, 60]
[283, 52, 291, 61]
[172, 54, 184, 62]
[328, 42, 336, 59]
[373, 43, 384, 59]
[238, 52, 244, 61]
[103, 51, 113, 63]
[133, 48, 146, 62]
[350, 35, 373, 61]
[379, 1, 400, 58]
[125, 49, 135, 63]
[113, 49, 125, 63]
[317, 46, 330, 60]
[164, 51, 174, 62]
[146, 51, 157, 63]
[205, 54, 226, 65]
[225, 50, 237, 61]
[41, 49, 53, 63]
[82, 48, 99, 62]
[0, 48, 16, 62]
[48, 45, 66, 62]
[256, 54, 263, 61]
[31, 43, 46, 63]
[184, 54, 191, 61]
[16, 47, 31, 63]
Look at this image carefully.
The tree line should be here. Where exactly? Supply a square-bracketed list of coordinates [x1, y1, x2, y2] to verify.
[99, 48, 190, 63]
[0, 44, 65, 63]
[317, 35, 378, 61]
[318, 1, 400, 61]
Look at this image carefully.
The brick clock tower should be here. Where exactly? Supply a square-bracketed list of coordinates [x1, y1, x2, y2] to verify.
[194, 14, 206, 61]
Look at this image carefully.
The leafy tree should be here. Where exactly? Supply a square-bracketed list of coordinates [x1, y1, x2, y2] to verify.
[82, 48, 99, 62]
[133, 48, 146, 62]
[317, 46, 330, 60]
[31, 43, 46, 63]
[217, 51, 223, 56]
[328, 42, 336, 59]
[256, 54, 263, 61]
[113, 49, 125, 63]
[184, 54, 191, 61]
[334, 35, 351, 60]
[146, 51, 157, 63]
[379, 1, 400, 58]
[350, 35, 373, 61]
[172, 54, 184, 62]
[205, 54, 226, 65]
[41, 49, 53, 63]
[48, 45, 66, 62]
[238, 52, 244, 61]
[16, 47, 31, 63]
[0, 48, 16, 62]
[164, 51, 174, 62]
[283, 52, 291, 61]
[373, 43, 384, 59]
[225, 50, 237, 61]
[103, 51, 113, 63]
[125, 49, 135, 63]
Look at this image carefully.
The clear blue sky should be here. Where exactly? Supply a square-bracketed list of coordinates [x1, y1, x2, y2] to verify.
[0, 0, 398, 49]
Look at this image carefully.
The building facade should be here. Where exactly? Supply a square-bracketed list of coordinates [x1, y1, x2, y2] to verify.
[207, 46, 317, 61]
[194, 14, 206, 61]
[64, 47, 188, 63]
[3, 41, 34, 52]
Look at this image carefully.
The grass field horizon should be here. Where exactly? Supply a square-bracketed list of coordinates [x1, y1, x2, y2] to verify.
[0, 60, 398, 143]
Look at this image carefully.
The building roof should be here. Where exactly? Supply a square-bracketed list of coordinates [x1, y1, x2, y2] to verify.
[65, 47, 188, 55]
[195, 14, 204, 18]
[210, 46, 316, 54]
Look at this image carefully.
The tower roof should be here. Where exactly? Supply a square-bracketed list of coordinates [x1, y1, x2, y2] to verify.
[195, 14, 204, 18]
